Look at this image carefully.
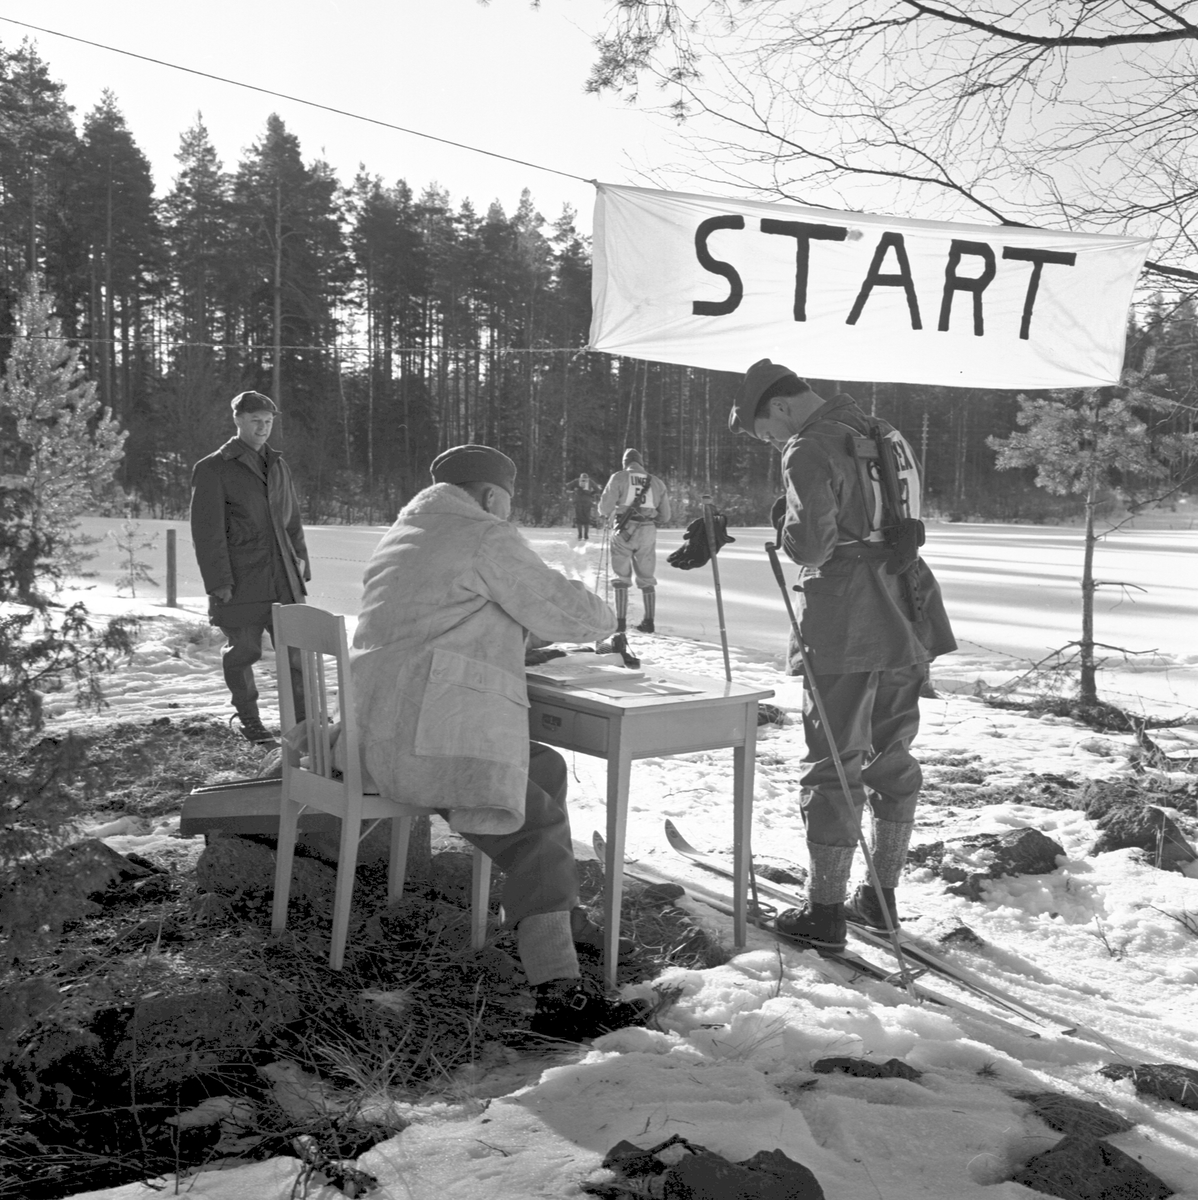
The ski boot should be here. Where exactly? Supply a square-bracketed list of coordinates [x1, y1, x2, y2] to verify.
[775, 900, 847, 953]
[846, 883, 900, 931]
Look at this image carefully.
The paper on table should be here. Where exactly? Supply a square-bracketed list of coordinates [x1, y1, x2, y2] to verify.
[526, 659, 645, 686]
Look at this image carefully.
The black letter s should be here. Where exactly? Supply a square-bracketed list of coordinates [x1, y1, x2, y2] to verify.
[693, 215, 745, 316]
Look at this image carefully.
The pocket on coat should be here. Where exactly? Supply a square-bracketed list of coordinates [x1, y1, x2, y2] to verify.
[414, 648, 530, 765]
[798, 564, 851, 598]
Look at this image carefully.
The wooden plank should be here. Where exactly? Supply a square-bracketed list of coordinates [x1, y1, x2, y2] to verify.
[181, 778, 340, 838]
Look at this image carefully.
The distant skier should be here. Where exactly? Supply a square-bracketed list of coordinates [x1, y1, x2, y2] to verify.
[728, 360, 956, 953]
[565, 472, 600, 541]
[598, 449, 672, 633]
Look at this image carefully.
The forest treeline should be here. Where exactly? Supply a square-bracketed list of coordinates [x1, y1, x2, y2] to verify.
[2, 39, 1195, 527]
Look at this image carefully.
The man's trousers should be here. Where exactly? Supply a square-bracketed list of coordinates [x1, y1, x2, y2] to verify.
[609, 520, 658, 589]
[458, 742, 577, 929]
[219, 615, 306, 724]
[798, 662, 925, 845]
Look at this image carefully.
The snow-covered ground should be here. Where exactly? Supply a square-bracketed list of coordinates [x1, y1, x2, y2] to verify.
[43, 521, 1198, 1200]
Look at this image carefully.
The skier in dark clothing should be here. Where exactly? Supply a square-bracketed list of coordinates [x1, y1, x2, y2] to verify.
[189, 391, 310, 746]
[728, 360, 956, 952]
[566, 472, 600, 540]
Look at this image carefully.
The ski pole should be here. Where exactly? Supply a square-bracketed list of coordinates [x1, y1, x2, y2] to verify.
[595, 522, 611, 601]
[702, 493, 732, 683]
[764, 540, 917, 998]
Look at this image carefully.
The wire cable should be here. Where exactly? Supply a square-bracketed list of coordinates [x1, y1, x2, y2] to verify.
[0, 15, 599, 188]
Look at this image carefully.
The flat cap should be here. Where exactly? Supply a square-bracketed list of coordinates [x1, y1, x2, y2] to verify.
[231, 390, 279, 415]
[430, 444, 517, 494]
[727, 359, 803, 435]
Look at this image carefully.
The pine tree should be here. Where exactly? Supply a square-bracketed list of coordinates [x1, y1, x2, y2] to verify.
[988, 379, 1198, 708]
[0, 273, 127, 598]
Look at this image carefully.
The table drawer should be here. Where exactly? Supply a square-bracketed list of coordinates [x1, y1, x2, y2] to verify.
[529, 700, 608, 755]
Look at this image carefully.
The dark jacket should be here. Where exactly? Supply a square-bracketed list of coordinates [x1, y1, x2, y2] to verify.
[780, 395, 956, 674]
[189, 436, 310, 628]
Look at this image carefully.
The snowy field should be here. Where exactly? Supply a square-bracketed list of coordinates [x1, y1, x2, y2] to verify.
[41, 517, 1198, 1200]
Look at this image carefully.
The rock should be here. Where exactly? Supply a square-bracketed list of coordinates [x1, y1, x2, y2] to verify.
[757, 863, 808, 888]
[1011, 1134, 1172, 1200]
[1099, 1062, 1198, 1110]
[812, 1056, 922, 1081]
[40, 838, 157, 900]
[640, 882, 687, 905]
[914, 829, 1066, 899]
[1089, 804, 1196, 872]
[932, 922, 986, 950]
[195, 835, 336, 909]
[115, 972, 302, 1089]
[1013, 1091, 1135, 1137]
[591, 1135, 825, 1200]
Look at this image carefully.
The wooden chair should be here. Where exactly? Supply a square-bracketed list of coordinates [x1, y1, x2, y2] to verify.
[270, 603, 492, 970]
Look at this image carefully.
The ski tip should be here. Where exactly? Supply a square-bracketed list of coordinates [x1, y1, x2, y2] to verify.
[663, 818, 698, 853]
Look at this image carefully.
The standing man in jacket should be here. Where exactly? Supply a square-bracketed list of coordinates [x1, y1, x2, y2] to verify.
[729, 360, 956, 953]
[351, 444, 647, 1042]
[190, 391, 310, 746]
[598, 449, 672, 633]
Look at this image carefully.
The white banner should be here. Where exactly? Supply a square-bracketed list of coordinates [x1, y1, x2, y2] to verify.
[589, 183, 1151, 389]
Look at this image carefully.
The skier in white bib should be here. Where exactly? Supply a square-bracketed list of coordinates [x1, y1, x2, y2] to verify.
[598, 449, 672, 633]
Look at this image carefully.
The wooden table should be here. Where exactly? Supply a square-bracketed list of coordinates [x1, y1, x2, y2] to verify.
[526, 668, 775, 984]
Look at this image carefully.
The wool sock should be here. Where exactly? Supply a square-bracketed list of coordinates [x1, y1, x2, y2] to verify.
[806, 842, 856, 905]
[517, 910, 580, 986]
[869, 818, 914, 888]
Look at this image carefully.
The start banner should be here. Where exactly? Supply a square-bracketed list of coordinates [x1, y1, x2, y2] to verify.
[588, 183, 1151, 389]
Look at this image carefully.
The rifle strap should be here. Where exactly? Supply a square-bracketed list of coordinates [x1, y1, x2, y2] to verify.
[616, 475, 652, 533]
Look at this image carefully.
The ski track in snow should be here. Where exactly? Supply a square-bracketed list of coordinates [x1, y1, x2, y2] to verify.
[32, 522, 1198, 1200]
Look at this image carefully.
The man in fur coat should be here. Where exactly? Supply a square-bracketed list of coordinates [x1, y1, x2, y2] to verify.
[351, 444, 647, 1041]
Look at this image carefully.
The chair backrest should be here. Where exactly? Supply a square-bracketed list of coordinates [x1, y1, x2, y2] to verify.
[272, 603, 365, 807]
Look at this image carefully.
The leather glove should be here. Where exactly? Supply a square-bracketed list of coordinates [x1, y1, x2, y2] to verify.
[667, 513, 735, 571]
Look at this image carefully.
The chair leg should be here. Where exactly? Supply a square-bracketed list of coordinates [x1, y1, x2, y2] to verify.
[470, 848, 492, 951]
[329, 811, 362, 971]
[272, 791, 301, 936]
[388, 816, 412, 903]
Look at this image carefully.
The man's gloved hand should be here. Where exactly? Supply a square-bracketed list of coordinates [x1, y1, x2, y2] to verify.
[770, 495, 787, 545]
[667, 513, 735, 571]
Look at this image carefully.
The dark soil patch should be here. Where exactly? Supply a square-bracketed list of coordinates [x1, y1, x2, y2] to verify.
[71, 715, 271, 820]
[1, 720, 727, 1200]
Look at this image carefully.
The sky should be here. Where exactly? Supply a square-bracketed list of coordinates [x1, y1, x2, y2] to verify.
[45, 517, 1198, 1200]
[6, 0, 685, 233]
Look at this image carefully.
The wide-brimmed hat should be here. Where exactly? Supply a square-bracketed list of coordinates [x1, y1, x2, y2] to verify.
[727, 359, 804, 435]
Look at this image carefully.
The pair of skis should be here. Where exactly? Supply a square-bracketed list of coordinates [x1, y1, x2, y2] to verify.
[600, 820, 1150, 1059]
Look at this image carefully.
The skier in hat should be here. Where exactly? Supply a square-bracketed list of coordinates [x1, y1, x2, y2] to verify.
[351, 444, 648, 1042]
[598, 449, 672, 633]
[728, 361, 956, 952]
[565, 471, 600, 541]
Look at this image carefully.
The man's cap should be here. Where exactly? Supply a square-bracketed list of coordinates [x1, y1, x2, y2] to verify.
[727, 359, 804, 435]
[622, 448, 643, 467]
[231, 390, 279, 415]
[430, 444, 517, 495]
